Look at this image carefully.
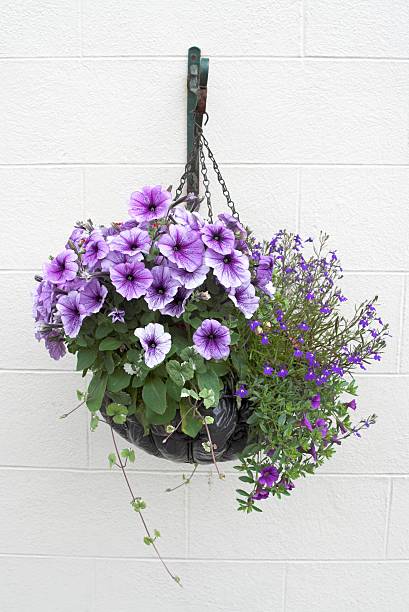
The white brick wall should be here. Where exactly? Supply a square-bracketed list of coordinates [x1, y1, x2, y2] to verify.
[0, 2, 408, 610]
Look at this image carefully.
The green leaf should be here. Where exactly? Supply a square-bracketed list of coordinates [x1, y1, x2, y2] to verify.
[180, 400, 202, 438]
[107, 368, 131, 393]
[210, 361, 230, 376]
[166, 379, 182, 402]
[86, 372, 108, 413]
[165, 360, 185, 387]
[99, 337, 123, 351]
[180, 361, 194, 381]
[76, 348, 97, 371]
[103, 352, 115, 375]
[277, 413, 287, 427]
[127, 349, 141, 364]
[197, 370, 221, 407]
[95, 321, 113, 339]
[106, 403, 128, 424]
[142, 376, 167, 415]
[108, 453, 116, 468]
[145, 396, 177, 425]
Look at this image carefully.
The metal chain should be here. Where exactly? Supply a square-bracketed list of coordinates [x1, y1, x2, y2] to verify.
[199, 141, 213, 222]
[174, 131, 201, 201]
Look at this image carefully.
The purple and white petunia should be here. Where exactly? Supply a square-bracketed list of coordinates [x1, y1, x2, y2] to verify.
[201, 221, 235, 255]
[108, 227, 151, 256]
[110, 261, 153, 300]
[205, 248, 250, 288]
[134, 323, 171, 368]
[193, 319, 231, 360]
[129, 185, 171, 223]
[228, 283, 259, 318]
[172, 205, 205, 231]
[160, 286, 193, 318]
[82, 230, 109, 268]
[80, 279, 108, 315]
[43, 250, 78, 285]
[108, 308, 126, 323]
[56, 291, 86, 337]
[218, 212, 247, 239]
[158, 225, 204, 272]
[144, 265, 180, 310]
[256, 255, 274, 287]
[170, 262, 209, 290]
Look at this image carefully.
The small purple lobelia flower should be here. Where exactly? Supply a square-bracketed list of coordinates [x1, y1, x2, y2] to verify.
[160, 286, 192, 318]
[82, 230, 109, 268]
[235, 385, 248, 398]
[205, 248, 250, 288]
[201, 221, 235, 255]
[43, 250, 78, 285]
[129, 185, 171, 223]
[134, 323, 171, 368]
[171, 263, 209, 290]
[158, 225, 204, 272]
[110, 261, 153, 300]
[276, 367, 288, 378]
[310, 394, 321, 409]
[56, 291, 86, 337]
[193, 319, 231, 360]
[80, 279, 108, 315]
[144, 265, 180, 310]
[108, 308, 125, 323]
[258, 465, 279, 487]
[228, 283, 260, 319]
[256, 255, 274, 287]
[263, 364, 274, 376]
[108, 227, 151, 256]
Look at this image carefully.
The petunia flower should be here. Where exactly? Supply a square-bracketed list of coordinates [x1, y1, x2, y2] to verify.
[129, 185, 171, 223]
[252, 487, 269, 500]
[108, 227, 151, 256]
[110, 261, 153, 300]
[80, 279, 108, 315]
[43, 250, 78, 285]
[258, 465, 279, 487]
[160, 286, 192, 318]
[108, 308, 125, 323]
[201, 221, 235, 254]
[172, 205, 205, 231]
[144, 265, 180, 310]
[100, 250, 142, 272]
[228, 283, 260, 319]
[134, 323, 171, 368]
[158, 225, 204, 272]
[170, 262, 209, 290]
[82, 230, 109, 268]
[56, 291, 86, 337]
[193, 319, 231, 360]
[218, 212, 247, 239]
[205, 248, 250, 288]
[256, 255, 274, 287]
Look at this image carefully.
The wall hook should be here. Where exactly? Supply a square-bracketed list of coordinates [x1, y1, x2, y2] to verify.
[187, 46, 209, 195]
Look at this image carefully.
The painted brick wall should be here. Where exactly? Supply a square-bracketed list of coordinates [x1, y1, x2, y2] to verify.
[0, 2, 408, 611]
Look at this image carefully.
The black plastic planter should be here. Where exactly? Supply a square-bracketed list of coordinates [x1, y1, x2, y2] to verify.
[101, 386, 251, 464]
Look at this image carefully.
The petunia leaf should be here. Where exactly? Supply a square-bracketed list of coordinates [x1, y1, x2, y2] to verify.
[142, 376, 167, 414]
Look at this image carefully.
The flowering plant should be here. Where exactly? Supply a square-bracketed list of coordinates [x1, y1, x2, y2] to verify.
[33, 183, 389, 582]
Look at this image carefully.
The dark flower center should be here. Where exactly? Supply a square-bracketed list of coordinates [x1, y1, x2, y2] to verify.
[149, 205, 156, 212]
[157, 286, 165, 294]
[223, 255, 231, 264]
[208, 333, 215, 340]
[126, 274, 134, 281]
[213, 234, 221, 241]
[149, 341, 157, 349]
[173, 245, 180, 252]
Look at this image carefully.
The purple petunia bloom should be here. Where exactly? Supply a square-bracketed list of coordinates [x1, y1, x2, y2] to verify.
[193, 319, 231, 360]
[82, 231, 109, 268]
[160, 286, 192, 318]
[33, 280, 55, 323]
[218, 212, 246, 239]
[158, 225, 204, 272]
[300, 414, 313, 431]
[43, 250, 78, 285]
[44, 329, 66, 360]
[134, 323, 171, 368]
[234, 385, 249, 398]
[108, 227, 151, 256]
[101, 250, 142, 272]
[201, 221, 235, 255]
[256, 255, 274, 287]
[205, 248, 250, 288]
[315, 418, 329, 438]
[252, 488, 269, 501]
[228, 283, 260, 319]
[172, 205, 205, 231]
[171, 262, 209, 290]
[258, 465, 279, 487]
[144, 265, 180, 310]
[310, 394, 321, 409]
[110, 261, 153, 301]
[108, 308, 125, 323]
[56, 291, 86, 337]
[80, 279, 108, 315]
[129, 185, 171, 223]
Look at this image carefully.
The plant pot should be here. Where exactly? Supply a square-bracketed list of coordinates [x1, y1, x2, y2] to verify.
[101, 386, 251, 464]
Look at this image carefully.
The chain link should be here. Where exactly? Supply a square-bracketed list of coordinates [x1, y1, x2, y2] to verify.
[174, 132, 201, 202]
[199, 141, 213, 222]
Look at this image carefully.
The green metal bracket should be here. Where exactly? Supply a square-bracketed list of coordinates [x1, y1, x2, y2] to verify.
[187, 46, 209, 195]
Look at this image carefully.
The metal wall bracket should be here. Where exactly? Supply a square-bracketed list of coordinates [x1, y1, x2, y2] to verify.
[187, 46, 209, 195]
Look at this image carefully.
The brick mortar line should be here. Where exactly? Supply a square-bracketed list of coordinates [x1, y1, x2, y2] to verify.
[1, 163, 409, 168]
[0, 56, 409, 62]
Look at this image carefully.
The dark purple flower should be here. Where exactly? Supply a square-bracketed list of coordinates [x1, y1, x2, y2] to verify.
[320, 306, 332, 315]
[129, 185, 171, 223]
[228, 283, 259, 319]
[56, 291, 86, 337]
[249, 320, 262, 331]
[261, 334, 269, 345]
[82, 231, 109, 268]
[300, 414, 313, 431]
[43, 250, 78, 285]
[109, 227, 151, 256]
[306, 292, 315, 301]
[193, 319, 231, 360]
[263, 364, 274, 376]
[294, 348, 303, 358]
[201, 221, 235, 254]
[298, 322, 310, 332]
[258, 465, 279, 487]
[44, 329, 66, 360]
[134, 323, 171, 368]
[171, 263, 209, 290]
[158, 225, 204, 272]
[277, 367, 288, 378]
[256, 255, 274, 286]
[278, 478, 295, 491]
[205, 248, 250, 288]
[373, 353, 381, 361]
[218, 212, 246, 239]
[144, 265, 180, 310]
[315, 418, 329, 438]
[234, 385, 248, 398]
[160, 286, 192, 318]
[309, 443, 317, 461]
[108, 308, 125, 323]
[110, 261, 153, 301]
[346, 399, 357, 410]
[252, 487, 269, 501]
[80, 279, 108, 315]
[304, 370, 316, 382]
[310, 394, 321, 409]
